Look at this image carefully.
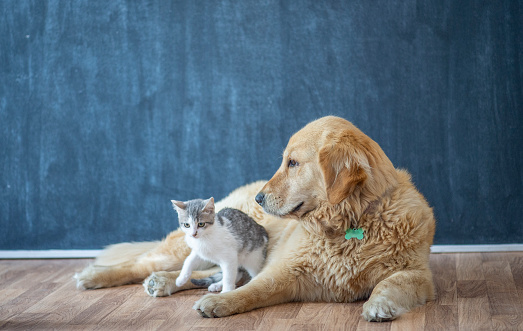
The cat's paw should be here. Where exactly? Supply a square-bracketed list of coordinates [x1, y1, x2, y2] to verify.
[74, 265, 105, 290]
[144, 272, 176, 297]
[208, 282, 222, 292]
[193, 293, 237, 318]
[175, 273, 190, 287]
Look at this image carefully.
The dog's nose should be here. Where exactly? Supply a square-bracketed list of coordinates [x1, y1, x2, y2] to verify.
[255, 192, 265, 206]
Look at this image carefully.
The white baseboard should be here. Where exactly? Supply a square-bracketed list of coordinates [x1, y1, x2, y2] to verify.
[430, 244, 523, 253]
[0, 245, 522, 259]
[0, 250, 102, 259]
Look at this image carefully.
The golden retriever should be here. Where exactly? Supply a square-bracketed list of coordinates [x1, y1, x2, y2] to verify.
[75, 116, 435, 322]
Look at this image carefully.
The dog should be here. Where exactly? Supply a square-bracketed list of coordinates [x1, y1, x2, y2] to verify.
[75, 116, 435, 322]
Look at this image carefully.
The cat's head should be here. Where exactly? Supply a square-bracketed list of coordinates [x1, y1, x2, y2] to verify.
[171, 197, 215, 238]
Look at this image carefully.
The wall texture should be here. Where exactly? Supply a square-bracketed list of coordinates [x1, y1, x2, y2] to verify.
[1, 1, 521, 249]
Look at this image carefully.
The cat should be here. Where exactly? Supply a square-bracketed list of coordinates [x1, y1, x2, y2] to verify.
[172, 197, 269, 293]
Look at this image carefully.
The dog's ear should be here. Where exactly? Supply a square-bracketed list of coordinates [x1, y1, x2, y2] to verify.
[319, 132, 370, 205]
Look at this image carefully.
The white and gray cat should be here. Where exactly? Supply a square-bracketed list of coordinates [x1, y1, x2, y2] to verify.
[172, 197, 269, 293]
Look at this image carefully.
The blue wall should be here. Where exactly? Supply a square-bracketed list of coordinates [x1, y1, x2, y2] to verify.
[1, 1, 522, 249]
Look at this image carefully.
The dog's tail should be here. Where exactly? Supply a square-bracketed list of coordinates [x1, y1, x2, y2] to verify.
[95, 241, 161, 266]
[191, 271, 223, 287]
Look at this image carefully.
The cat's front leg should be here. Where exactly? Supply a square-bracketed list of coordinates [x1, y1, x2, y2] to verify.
[176, 251, 202, 287]
[219, 260, 239, 293]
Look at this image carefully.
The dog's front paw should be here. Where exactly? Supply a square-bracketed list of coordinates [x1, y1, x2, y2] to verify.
[74, 265, 105, 290]
[193, 293, 237, 318]
[144, 272, 177, 297]
[362, 296, 405, 322]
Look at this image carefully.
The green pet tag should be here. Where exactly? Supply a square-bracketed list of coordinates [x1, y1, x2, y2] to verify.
[345, 228, 364, 240]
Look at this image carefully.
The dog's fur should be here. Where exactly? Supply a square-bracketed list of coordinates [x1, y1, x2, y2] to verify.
[75, 116, 435, 322]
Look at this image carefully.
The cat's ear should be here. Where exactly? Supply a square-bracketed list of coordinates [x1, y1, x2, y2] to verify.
[202, 197, 215, 214]
[171, 200, 186, 212]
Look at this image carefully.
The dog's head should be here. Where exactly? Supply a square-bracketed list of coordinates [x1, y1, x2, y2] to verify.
[255, 116, 396, 220]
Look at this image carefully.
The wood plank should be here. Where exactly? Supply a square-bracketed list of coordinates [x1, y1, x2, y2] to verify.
[285, 302, 354, 331]
[66, 288, 134, 326]
[356, 319, 392, 331]
[0, 282, 60, 322]
[491, 314, 523, 330]
[430, 254, 457, 305]
[0, 312, 51, 330]
[294, 302, 334, 325]
[481, 252, 522, 263]
[424, 302, 458, 331]
[487, 291, 520, 316]
[263, 302, 302, 319]
[324, 302, 362, 331]
[23, 277, 105, 315]
[456, 253, 484, 280]
[156, 293, 203, 331]
[93, 290, 166, 330]
[0, 288, 26, 304]
[457, 297, 493, 331]
[390, 304, 425, 331]
[481, 259, 521, 318]
[255, 317, 293, 331]
[509, 256, 523, 291]
[482, 261, 517, 293]
[456, 280, 487, 298]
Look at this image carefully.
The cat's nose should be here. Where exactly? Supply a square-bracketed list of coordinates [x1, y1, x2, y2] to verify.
[255, 192, 265, 206]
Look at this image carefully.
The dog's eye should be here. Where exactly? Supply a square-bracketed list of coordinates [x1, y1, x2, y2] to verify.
[288, 159, 299, 168]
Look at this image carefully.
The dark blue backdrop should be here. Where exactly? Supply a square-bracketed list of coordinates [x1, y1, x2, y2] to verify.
[1, 1, 522, 249]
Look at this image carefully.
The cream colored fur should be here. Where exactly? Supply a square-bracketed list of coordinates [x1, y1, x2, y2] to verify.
[74, 116, 435, 322]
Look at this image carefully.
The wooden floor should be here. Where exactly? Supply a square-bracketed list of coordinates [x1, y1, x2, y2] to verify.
[0, 252, 522, 330]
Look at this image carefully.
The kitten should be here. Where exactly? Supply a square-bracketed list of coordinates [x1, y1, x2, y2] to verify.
[172, 197, 269, 293]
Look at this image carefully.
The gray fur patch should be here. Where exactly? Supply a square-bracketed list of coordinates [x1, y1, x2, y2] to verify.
[218, 208, 269, 253]
[191, 272, 223, 287]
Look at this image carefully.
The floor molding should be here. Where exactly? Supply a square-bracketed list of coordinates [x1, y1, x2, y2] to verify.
[0, 244, 522, 259]
[430, 244, 523, 253]
[0, 250, 103, 259]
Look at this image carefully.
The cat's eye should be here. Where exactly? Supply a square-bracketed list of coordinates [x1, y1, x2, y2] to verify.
[288, 159, 298, 168]
[197, 222, 205, 228]
[183, 223, 190, 228]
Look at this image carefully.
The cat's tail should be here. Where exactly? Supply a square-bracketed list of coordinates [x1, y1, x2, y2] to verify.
[191, 272, 223, 287]
[191, 269, 251, 287]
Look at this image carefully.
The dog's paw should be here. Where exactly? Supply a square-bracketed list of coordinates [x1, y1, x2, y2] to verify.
[362, 296, 405, 322]
[74, 265, 104, 290]
[193, 293, 236, 318]
[144, 272, 176, 297]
